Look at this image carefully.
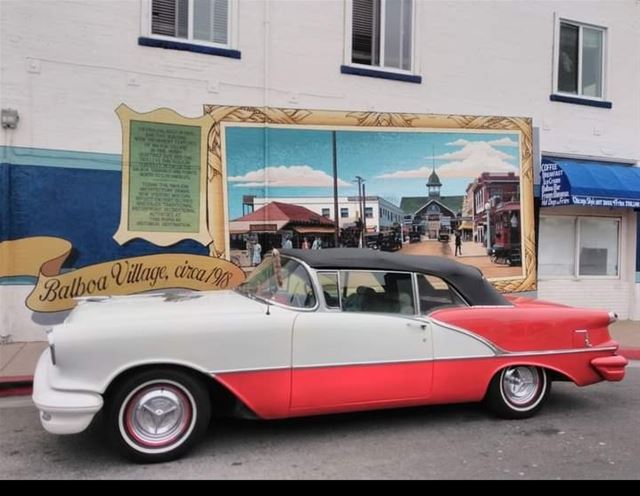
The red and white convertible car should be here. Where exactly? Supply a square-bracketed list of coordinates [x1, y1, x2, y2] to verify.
[33, 249, 627, 462]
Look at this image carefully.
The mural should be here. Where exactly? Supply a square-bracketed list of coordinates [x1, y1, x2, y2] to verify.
[0, 105, 535, 324]
[206, 106, 535, 293]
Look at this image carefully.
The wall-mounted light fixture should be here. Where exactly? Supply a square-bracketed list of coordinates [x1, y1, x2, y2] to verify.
[1, 108, 20, 129]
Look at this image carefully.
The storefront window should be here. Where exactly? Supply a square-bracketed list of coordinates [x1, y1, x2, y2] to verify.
[539, 216, 576, 276]
[578, 218, 619, 276]
[539, 216, 620, 278]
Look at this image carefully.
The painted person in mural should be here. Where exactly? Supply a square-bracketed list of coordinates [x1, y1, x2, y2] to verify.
[252, 241, 262, 266]
[312, 237, 322, 250]
[455, 230, 462, 256]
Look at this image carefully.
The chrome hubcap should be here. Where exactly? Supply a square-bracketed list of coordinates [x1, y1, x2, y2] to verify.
[502, 367, 540, 406]
[124, 384, 192, 448]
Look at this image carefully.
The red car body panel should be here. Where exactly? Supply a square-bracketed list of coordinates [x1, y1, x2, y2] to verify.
[430, 305, 613, 352]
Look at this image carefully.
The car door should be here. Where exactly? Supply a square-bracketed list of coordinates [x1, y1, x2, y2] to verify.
[290, 270, 433, 412]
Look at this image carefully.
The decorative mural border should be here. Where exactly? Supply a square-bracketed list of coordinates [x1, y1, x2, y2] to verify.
[204, 105, 536, 292]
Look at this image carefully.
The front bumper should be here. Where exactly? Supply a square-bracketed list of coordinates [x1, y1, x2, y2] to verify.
[591, 355, 628, 382]
[32, 350, 104, 435]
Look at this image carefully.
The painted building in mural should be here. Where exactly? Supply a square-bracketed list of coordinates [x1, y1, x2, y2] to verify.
[1, 0, 640, 348]
[252, 196, 405, 231]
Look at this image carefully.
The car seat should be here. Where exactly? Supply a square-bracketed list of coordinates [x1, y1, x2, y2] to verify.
[343, 286, 376, 312]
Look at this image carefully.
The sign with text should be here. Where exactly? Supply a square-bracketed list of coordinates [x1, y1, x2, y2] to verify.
[540, 161, 571, 207]
[129, 121, 201, 233]
[0, 237, 245, 312]
[114, 105, 214, 247]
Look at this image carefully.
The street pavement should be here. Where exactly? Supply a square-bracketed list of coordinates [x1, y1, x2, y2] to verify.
[1, 364, 639, 479]
[400, 239, 522, 278]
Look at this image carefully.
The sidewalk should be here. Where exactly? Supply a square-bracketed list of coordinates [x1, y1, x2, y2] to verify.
[1, 321, 638, 396]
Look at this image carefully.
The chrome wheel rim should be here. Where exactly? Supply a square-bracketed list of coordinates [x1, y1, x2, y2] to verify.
[501, 366, 540, 406]
[123, 382, 193, 449]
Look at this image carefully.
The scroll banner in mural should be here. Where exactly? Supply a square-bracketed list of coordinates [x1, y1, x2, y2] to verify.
[0, 237, 245, 313]
[114, 105, 215, 248]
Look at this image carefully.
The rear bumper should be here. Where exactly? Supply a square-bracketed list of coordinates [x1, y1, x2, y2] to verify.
[591, 355, 628, 382]
[32, 351, 103, 435]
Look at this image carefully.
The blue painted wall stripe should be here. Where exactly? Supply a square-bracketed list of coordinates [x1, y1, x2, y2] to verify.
[1, 163, 209, 267]
[0, 146, 121, 171]
[0, 276, 37, 286]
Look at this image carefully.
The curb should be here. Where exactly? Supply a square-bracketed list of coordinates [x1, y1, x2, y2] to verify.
[0, 377, 33, 398]
[620, 347, 640, 361]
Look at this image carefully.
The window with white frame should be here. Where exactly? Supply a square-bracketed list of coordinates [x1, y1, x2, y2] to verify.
[556, 20, 605, 99]
[350, 0, 414, 71]
[150, 0, 230, 47]
[539, 216, 620, 278]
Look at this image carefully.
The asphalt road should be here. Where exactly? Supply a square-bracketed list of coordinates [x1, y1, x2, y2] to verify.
[1, 364, 639, 479]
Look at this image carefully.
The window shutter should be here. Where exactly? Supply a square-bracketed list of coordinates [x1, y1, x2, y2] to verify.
[152, 0, 188, 38]
[213, 0, 229, 44]
[352, 0, 380, 66]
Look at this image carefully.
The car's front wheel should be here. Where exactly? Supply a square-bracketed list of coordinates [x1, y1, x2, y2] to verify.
[105, 368, 211, 463]
[485, 365, 550, 419]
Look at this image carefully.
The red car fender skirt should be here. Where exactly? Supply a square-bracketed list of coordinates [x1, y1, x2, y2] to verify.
[590, 355, 628, 382]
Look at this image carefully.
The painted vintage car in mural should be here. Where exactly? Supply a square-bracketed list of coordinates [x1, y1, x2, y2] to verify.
[32, 249, 627, 463]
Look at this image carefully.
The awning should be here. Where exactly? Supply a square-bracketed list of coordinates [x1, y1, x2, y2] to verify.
[459, 221, 473, 230]
[293, 226, 336, 234]
[541, 158, 640, 208]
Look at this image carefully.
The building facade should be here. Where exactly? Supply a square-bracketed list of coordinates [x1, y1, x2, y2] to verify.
[1, 0, 640, 345]
[252, 196, 405, 232]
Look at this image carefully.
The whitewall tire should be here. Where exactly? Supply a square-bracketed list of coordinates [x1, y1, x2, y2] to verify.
[485, 365, 550, 419]
[106, 369, 211, 463]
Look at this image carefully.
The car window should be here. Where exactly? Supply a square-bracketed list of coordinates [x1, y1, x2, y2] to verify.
[237, 256, 316, 309]
[318, 272, 340, 308]
[417, 274, 466, 314]
[340, 271, 415, 315]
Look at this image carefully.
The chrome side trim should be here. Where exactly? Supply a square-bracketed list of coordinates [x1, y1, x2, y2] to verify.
[288, 357, 432, 370]
[501, 346, 618, 357]
[209, 346, 619, 375]
[212, 365, 290, 375]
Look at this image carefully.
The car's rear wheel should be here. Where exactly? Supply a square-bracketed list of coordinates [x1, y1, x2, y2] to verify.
[485, 365, 550, 419]
[106, 368, 211, 463]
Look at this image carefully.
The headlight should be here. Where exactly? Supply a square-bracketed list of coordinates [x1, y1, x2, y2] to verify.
[45, 328, 56, 365]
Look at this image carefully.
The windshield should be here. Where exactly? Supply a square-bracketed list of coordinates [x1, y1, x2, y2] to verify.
[237, 256, 317, 309]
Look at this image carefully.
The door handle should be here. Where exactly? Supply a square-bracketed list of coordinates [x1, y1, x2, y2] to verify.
[406, 322, 427, 330]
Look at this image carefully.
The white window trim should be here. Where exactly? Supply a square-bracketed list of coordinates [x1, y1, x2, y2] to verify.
[141, 0, 238, 50]
[552, 14, 608, 101]
[343, 0, 419, 76]
[539, 214, 622, 281]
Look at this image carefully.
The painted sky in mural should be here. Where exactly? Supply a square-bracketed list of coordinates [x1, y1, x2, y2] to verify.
[225, 127, 520, 219]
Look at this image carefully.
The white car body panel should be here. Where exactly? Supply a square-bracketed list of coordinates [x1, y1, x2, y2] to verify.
[292, 312, 432, 367]
[32, 350, 103, 434]
[47, 290, 296, 393]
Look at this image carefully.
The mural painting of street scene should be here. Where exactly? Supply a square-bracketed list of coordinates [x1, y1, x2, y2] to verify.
[225, 127, 523, 280]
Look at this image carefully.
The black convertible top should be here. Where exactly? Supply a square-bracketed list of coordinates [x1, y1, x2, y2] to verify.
[279, 248, 509, 307]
